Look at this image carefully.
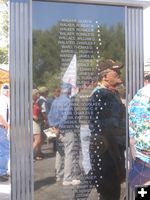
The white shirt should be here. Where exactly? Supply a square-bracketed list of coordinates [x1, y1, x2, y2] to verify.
[0, 94, 10, 123]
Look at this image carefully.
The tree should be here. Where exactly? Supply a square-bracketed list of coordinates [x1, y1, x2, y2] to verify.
[33, 23, 125, 89]
[0, 0, 8, 64]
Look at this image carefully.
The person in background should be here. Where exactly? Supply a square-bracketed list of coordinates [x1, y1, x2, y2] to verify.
[88, 59, 126, 200]
[128, 83, 150, 189]
[0, 83, 10, 176]
[0, 83, 10, 181]
[47, 88, 61, 113]
[32, 89, 42, 161]
[37, 86, 49, 158]
[144, 73, 150, 85]
[0, 114, 9, 182]
[48, 82, 80, 186]
[46, 88, 61, 152]
[0, 83, 10, 127]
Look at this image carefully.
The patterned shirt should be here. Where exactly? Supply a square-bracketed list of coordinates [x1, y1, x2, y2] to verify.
[128, 84, 150, 163]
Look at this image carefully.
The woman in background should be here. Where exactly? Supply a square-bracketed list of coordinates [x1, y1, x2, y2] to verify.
[32, 89, 42, 160]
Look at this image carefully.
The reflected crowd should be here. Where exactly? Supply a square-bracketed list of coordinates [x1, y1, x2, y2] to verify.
[33, 59, 127, 200]
[1, 60, 150, 199]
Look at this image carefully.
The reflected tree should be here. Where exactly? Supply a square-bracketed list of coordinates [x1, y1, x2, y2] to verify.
[33, 23, 125, 90]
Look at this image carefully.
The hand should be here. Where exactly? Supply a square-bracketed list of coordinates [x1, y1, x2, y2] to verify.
[130, 138, 136, 160]
[0, 122, 8, 131]
[44, 120, 49, 128]
[52, 127, 60, 138]
[0, 115, 8, 131]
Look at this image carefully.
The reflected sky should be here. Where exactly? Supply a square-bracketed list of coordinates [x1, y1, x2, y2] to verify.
[33, 1, 125, 30]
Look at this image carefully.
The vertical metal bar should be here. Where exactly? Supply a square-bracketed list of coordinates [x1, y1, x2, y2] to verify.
[20, 2, 26, 200]
[15, 2, 21, 199]
[128, 8, 133, 100]
[131, 9, 136, 95]
[139, 8, 144, 87]
[10, 1, 17, 199]
[126, 6, 144, 200]
[24, 2, 29, 199]
[125, 6, 129, 200]
[127, 7, 144, 99]
[135, 8, 140, 91]
[28, 0, 34, 198]
[9, 0, 33, 200]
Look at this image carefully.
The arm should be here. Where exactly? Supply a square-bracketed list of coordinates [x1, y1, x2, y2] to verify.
[129, 137, 136, 160]
[0, 114, 8, 130]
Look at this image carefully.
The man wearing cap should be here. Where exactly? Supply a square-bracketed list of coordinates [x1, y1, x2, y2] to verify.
[48, 82, 80, 186]
[88, 59, 126, 200]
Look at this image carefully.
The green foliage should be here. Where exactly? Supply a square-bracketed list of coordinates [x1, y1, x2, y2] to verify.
[0, 0, 8, 65]
[98, 24, 125, 64]
[33, 23, 125, 89]
[0, 47, 8, 64]
[33, 25, 61, 87]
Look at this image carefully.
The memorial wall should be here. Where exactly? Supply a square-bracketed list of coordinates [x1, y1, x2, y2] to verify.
[32, 1, 126, 199]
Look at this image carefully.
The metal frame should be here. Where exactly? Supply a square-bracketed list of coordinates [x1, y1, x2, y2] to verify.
[33, 0, 150, 7]
[10, 1, 33, 200]
[9, 0, 150, 200]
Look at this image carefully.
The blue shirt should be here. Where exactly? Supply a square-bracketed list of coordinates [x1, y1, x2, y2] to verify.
[48, 94, 71, 130]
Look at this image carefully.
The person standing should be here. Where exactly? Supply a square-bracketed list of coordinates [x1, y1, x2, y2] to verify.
[128, 83, 150, 189]
[0, 114, 9, 182]
[0, 83, 10, 126]
[47, 88, 61, 113]
[37, 86, 49, 158]
[0, 83, 10, 182]
[47, 88, 61, 152]
[144, 73, 150, 86]
[48, 82, 80, 186]
[32, 89, 42, 160]
[88, 59, 126, 200]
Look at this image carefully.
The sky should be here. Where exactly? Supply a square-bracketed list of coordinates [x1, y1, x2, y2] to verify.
[144, 6, 150, 63]
[32, 2, 125, 30]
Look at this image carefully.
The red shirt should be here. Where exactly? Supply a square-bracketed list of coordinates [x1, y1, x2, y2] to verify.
[33, 103, 40, 118]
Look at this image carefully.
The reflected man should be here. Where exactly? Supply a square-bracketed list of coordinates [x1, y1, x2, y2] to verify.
[48, 82, 80, 186]
[88, 59, 126, 200]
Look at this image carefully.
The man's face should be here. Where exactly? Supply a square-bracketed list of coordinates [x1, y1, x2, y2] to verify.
[105, 70, 122, 87]
[54, 89, 60, 97]
[3, 89, 10, 97]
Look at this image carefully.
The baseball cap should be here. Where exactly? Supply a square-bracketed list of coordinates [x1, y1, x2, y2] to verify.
[97, 59, 123, 73]
[1, 83, 9, 90]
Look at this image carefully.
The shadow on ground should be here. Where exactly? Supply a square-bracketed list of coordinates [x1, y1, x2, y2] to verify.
[34, 176, 56, 190]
